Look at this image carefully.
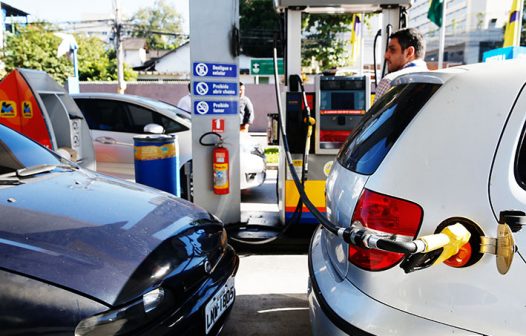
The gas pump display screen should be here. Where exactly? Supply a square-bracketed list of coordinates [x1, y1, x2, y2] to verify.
[317, 76, 369, 150]
[319, 78, 366, 115]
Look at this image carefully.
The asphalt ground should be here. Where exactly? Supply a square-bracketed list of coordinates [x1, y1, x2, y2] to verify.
[221, 169, 317, 336]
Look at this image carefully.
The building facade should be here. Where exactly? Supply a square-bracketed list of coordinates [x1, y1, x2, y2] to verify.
[408, 0, 512, 65]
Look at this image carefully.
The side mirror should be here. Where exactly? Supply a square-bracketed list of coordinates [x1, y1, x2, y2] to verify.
[144, 123, 165, 134]
[55, 147, 78, 162]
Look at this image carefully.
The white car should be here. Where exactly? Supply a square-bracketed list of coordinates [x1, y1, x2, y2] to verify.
[72, 93, 266, 198]
[309, 60, 526, 336]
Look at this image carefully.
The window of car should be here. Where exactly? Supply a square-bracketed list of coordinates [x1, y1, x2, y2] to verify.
[337, 83, 441, 175]
[127, 104, 187, 134]
[74, 98, 129, 132]
[515, 123, 526, 189]
[74, 98, 187, 134]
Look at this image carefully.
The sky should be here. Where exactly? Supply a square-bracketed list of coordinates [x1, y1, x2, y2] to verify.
[3, 0, 190, 32]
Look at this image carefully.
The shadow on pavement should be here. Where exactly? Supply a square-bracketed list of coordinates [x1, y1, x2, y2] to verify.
[221, 294, 310, 336]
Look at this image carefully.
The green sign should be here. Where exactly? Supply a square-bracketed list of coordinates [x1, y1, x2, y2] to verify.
[250, 58, 284, 75]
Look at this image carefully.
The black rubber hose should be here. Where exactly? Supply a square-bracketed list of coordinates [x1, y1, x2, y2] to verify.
[199, 132, 222, 146]
[381, 24, 393, 78]
[376, 238, 417, 254]
[272, 48, 340, 236]
[373, 29, 381, 88]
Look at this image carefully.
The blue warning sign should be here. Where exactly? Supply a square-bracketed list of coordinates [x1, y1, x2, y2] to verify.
[193, 62, 237, 78]
[194, 100, 238, 116]
[193, 81, 237, 97]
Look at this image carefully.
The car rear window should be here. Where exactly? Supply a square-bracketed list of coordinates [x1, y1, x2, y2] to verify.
[337, 83, 441, 175]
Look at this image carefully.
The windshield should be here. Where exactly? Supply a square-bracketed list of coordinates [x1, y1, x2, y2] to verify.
[337, 82, 441, 175]
[0, 125, 62, 175]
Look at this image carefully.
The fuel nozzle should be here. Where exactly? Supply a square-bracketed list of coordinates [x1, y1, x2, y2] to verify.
[340, 222, 472, 273]
[400, 223, 471, 273]
[417, 223, 471, 265]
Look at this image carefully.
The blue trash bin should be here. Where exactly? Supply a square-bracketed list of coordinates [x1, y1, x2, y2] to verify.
[133, 134, 180, 196]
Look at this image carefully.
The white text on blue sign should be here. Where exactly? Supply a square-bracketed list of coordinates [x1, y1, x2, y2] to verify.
[193, 62, 237, 78]
[193, 81, 237, 96]
[194, 101, 238, 115]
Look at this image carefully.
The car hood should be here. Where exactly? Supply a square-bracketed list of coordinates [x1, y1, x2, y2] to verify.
[0, 169, 214, 305]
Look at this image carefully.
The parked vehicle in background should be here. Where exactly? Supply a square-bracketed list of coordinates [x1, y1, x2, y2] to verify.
[309, 60, 526, 336]
[0, 123, 238, 335]
[72, 93, 266, 197]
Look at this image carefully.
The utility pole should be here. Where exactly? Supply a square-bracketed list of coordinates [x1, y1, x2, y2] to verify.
[437, 0, 446, 69]
[515, 0, 525, 46]
[114, 0, 126, 94]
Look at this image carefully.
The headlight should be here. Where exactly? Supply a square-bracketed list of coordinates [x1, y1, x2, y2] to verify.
[75, 287, 166, 336]
[143, 288, 164, 313]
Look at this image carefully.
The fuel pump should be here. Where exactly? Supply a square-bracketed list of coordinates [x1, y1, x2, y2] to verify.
[189, 0, 417, 244]
[0, 68, 95, 170]
[273, 1, 410, 228]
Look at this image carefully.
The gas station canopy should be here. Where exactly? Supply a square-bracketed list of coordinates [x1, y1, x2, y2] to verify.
[273, 0, 412, 13]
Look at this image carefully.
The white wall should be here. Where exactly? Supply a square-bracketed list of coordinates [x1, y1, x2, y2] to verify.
[155, 43, 190, 73]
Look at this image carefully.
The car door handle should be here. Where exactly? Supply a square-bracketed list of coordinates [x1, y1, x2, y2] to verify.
[95, 136, 117, 145]
[95, 137, 133, 147]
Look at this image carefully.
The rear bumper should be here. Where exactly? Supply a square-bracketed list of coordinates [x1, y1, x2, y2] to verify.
[308, 227, 482, 336]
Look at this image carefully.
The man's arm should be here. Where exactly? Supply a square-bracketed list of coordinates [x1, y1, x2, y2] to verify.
[244, 97, 255, 125]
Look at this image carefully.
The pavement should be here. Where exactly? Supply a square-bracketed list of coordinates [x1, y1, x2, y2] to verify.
[221, 167, 313, 336]
[221, 254, 311, 336]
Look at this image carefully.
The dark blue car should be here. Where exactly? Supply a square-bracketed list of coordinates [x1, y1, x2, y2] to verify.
[0, 124, 238, 335]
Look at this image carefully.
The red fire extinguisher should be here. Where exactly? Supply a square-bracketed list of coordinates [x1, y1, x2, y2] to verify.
[212, 142, 229, 195]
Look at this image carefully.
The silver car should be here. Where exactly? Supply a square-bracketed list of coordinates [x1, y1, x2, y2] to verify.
[309, 60, 526, 336]
[72, 93, 266, 198]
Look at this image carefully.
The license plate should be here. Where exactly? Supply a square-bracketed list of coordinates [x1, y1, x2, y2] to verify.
[205, 276, 235, 334]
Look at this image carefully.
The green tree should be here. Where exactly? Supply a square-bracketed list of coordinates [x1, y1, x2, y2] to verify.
[239, 0, 355, 70]
[105, 49, 138, 82]
[130, 0, 185, 50]
[240, 0, 283, 57]
[76, 35, 137, 81]
[302, 14, 354, 70]
[2, 23, 137, 84]
[3, 23, 72, 84]
[76, 34, 111, 81]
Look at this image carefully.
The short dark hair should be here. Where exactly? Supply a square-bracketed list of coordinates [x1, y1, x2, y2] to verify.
[390, 28, 425, 59]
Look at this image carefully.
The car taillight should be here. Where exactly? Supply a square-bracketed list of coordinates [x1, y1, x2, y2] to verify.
[349, 189, 423, 271]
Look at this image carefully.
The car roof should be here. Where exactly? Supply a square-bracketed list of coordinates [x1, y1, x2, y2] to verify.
[393, 59, 526, 89]
[71, 92, 158, 102]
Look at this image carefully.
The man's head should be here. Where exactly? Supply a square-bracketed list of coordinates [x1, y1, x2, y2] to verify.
[239, 82, 245, 97]
[385, 28, 425, 73]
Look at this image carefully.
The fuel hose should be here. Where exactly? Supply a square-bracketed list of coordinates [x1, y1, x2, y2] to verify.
[272, 48, 341, 236]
